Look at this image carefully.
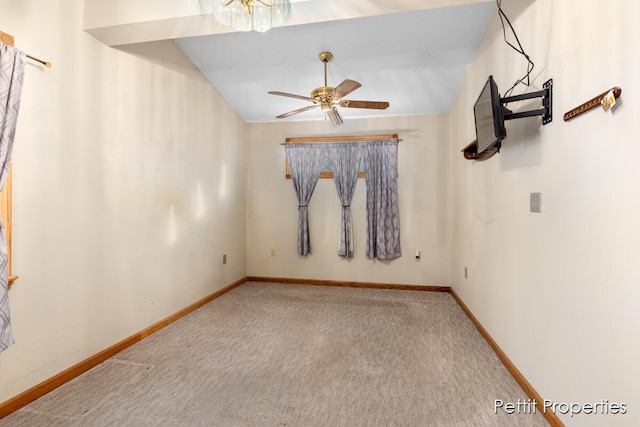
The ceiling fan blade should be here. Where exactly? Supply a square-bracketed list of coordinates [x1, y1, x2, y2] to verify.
[340, 100, 390, 110]
[327, 108, 344, 125]
[268, 91, 314, 102]
[276, 105, 319, 119]
[333, 79, 362, 99]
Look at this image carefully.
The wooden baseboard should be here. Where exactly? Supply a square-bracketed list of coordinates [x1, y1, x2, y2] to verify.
[0, 277, 247, 419]
[247, 276, 451, 292]
[450, 289, 564, 427]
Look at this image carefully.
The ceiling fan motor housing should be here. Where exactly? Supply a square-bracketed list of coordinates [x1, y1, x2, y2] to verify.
[310, 86, 335, 109]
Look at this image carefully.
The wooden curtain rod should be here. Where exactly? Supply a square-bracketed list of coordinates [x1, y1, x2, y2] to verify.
[284, 133, 399, 144]
[1, 30, 52, 68]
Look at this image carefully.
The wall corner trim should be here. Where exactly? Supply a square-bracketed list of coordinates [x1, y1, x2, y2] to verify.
[0, 277, 248, 419]
[450, 289, 565, 427]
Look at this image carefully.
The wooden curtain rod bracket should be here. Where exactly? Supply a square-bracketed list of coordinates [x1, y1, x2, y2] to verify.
[0, 30, 14, 46]
[563, 87, 621, 121]
[1, 30, 52, 68]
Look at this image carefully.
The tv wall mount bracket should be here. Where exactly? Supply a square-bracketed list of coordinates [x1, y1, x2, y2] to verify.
[501, 79, 553, 125]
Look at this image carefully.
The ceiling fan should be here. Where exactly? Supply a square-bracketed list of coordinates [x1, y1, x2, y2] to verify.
[268, 51, 390, 125]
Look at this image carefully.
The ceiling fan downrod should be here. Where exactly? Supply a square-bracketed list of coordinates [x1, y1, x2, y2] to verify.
[319, 51, 333, 87]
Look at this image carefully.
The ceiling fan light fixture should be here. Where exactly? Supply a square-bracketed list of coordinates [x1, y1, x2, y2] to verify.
[210, 0, 291, 32]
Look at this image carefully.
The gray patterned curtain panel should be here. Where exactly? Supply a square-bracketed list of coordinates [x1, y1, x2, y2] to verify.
[363, 140, 402, 260]
[285, 144, 325, 256]
[0, 43, 25, 353]
[326, 144, 362, 258]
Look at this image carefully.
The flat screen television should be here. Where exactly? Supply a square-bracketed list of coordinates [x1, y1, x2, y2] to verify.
[473, 75, 506, 154]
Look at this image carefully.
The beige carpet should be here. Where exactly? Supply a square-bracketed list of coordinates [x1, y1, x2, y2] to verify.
[1, 282, 548, 426]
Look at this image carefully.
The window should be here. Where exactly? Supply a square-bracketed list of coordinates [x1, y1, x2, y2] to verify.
[0, 31, 18, 289]
[1, 167, 16, 289]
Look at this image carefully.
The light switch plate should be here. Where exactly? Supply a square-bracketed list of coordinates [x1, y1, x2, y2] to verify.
[530, 192, 542, 213]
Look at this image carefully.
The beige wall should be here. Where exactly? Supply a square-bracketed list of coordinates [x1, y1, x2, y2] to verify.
[451, 1, 640, 426]
[0, 0, 247, 402]
[4, 1, 638, 423]
[247, 115, 451, 286]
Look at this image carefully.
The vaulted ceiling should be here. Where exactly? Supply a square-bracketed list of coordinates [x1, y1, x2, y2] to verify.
[84, 0, 495, 123]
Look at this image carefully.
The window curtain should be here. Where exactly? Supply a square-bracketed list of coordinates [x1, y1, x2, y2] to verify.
[285, 143, 325, 256]
[363, 140, 402, 260]
[326, 144, 362, 258]
[0, 44, 25, 352]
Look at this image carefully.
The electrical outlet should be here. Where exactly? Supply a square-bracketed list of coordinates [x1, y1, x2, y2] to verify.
[223, 254, 227, 264]
[415, 250, 421, 262]
[464, 267, 468, 279]
[270, 248, 276, 257]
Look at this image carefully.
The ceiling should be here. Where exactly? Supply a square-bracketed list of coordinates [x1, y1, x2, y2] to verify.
[174, 1, 495, 123]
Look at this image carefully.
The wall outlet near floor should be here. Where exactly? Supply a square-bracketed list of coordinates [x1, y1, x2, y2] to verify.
[223, 254, 227, 265]
[270, 248, 276, 257]
[464, 266, 468, 279]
